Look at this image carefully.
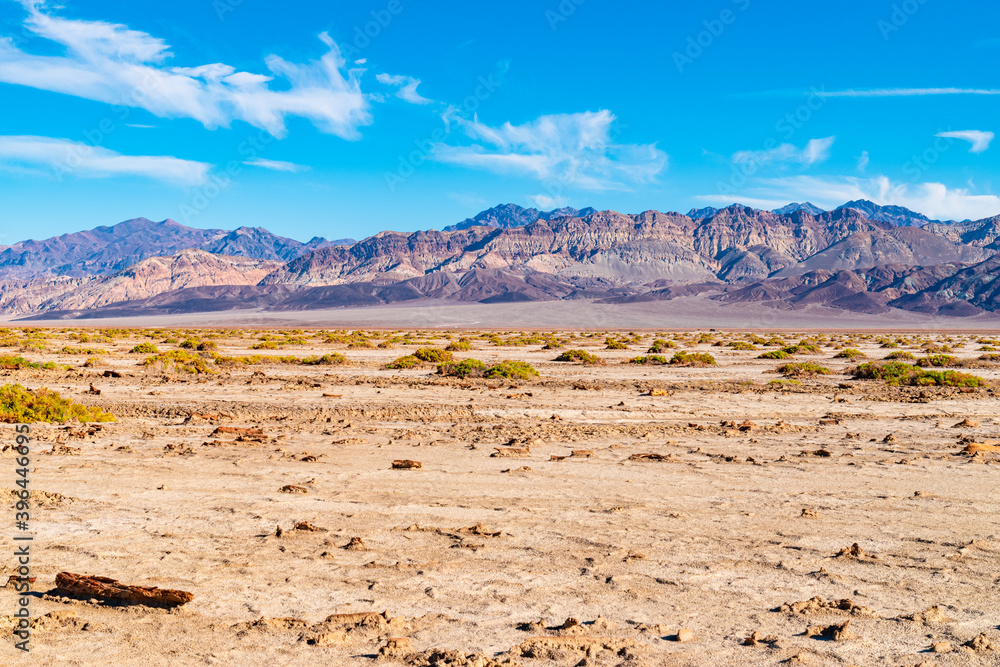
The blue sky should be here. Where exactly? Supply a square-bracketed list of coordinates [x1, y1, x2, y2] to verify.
[0, 0, 998, 244]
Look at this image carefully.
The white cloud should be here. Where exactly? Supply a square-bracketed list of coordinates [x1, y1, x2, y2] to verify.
[375, 73, 432, 105]
[936, 130, 994, 153]
[242, 157, 310, 173]
[857, 150, 870, 173]
[0, 2, 371, 139]
[431, 110, 667, 191]
[818, 88, 1000, 97]
[0, 135, 211, 184]
[696, 174, 1000, 221]
[528, 194, 568, 209]
[732, 137, 835, 168]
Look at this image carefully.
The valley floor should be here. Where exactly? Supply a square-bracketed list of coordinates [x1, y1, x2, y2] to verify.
[1, 330, 999, 666]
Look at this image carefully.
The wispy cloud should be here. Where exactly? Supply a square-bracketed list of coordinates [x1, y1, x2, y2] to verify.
[697, 174, 1000, 221]
[857, 150, 870, 173]
[375, 73, 432, 105]
[431, 110, 667, 191]
[242, 157, 310, 173]
[0, 1, 371, 139]
[936, 130, 994, 153]
[818, 88, 1000, 98]
[0, 135, 211, 184]
[732, 137, 835, 167]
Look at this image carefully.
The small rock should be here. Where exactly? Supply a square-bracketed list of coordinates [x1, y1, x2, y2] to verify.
[674, 628, 694, 642]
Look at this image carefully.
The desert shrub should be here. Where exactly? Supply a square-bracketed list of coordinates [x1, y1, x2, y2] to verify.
[130, 342, 159, 354]
[728, 341, 757, 351]
[252, 341, 283, 350]
[921, 342, 951, 353]
[916, 354, 957, 368]
[670, 351, 716, 366]
[484, 361, 539, 380]
[301, 353, 348, 366]
[542, 339, 564, 349]
[980, 354, 1000, 362]
[0, 384, 115, 423]
[834, 348, 865, 359]
[413, 348, 453, 363]
[910, 370, 987, 387]
[179, 338, 200, 349]
[386, 355, 421, 370]
[196, 341, 217, 351]
[605, 338, 629, 350]
[759, 350, 791, 360]
[491, 335, 543, 347]
[554, 350, 603, 365]
[0, 356, 68, 371]
[60, 346, 107, 356]
[884, 351, 916, 360]
[850, 361, 917, 385]
[142, 351, 214, 374]
[851, 361, 986, 388]
[879, 340, 899, 349]
[783, 343, 820, 355]
[377, 341, 395, 349]
[978, 345, 998, 352]
[628, 355, 670, 365]
[769, 379, 801, 386]
[777, 362, 831, 377]
[647, 339, 676, 353]
[437, 358, 487, 378]
[445, 340, 472, 352]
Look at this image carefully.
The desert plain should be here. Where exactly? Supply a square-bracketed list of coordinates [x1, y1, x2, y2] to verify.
[0, 326, 999, 667]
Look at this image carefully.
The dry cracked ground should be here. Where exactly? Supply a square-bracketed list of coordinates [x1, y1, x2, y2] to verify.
[1, 327, 999, 666]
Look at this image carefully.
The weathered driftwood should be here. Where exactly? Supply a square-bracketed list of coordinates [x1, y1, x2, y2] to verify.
[55, 572, 193, 606]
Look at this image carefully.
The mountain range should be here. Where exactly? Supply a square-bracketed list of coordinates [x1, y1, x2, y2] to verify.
[4, 200, 1000, 320]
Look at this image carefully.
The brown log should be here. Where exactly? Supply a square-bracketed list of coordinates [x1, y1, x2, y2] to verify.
[55, 572, 193, 606]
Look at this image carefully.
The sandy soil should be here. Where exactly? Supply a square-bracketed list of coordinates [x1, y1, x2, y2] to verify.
[1, 328, 999, 666]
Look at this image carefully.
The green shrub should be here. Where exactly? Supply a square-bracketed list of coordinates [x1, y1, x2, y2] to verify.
[978, 345, 998, 352]
[851, 361, 986, 388]
[916, 354, 957, 368]
[485, 361, 539, 380]
[252, 341, 283, 350]
[60, 346, 107, 356]
[554, 350, 603, 365]
[0, 356, 68, 371]
[759, 350, 791, 360]
[130, 342, 159, 354]
[777, 362, 831, 377]
[542, 339, 564, 350]
[142, 351, 214, 374]
[445, 340, 472, 352]
[647, 339, 676, 353]
[884, 351, 916, 360]
[437, 358, 486, 377]
[980, 354, 1000, 362]
[301, 353, 348, 366]
[413, 348, 453, 363]
[851, 361, 917, 385]
[196, 341, 217, 351]
[0, 384, 115, 423]
[910, 370, 987, 387]
[834, 348, 865, 359]
[179, 338, 200, 349]
[386, 355, 421, 370]
[605, 338, 629, 350]
[628, 355, 670, 365]
[670, 351, 716, 366]
[728, 341, 757, 351]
